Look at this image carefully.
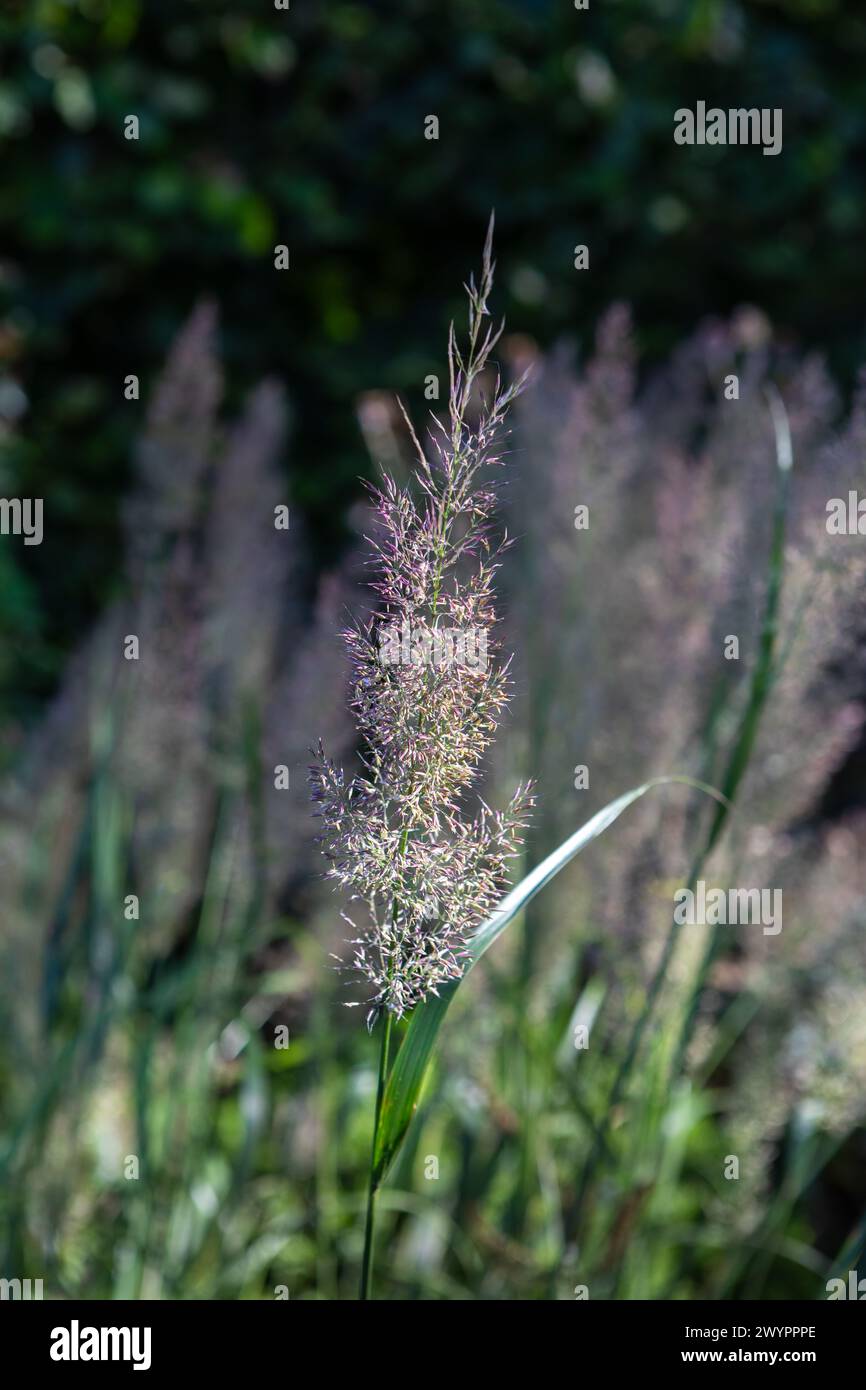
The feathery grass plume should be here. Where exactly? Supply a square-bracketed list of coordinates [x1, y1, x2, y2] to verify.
[1, 304, 307, 980]
[263, 561, 357, 912]
[310, 218, 534, 1025]
[0, 304, 339, 1294]
[495, 312, 865, 983]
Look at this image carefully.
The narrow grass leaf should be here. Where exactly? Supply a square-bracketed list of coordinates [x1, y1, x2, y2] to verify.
[372, 775, 725, 1183]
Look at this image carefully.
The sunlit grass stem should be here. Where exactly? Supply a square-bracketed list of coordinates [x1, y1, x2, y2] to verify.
[360, 1009, 394, 1300]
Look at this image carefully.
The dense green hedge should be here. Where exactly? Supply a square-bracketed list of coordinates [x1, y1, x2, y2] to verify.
[2, 0, 865, 719]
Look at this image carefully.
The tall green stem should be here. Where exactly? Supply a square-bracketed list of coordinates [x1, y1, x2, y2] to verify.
[359, 1009, 394, 1300]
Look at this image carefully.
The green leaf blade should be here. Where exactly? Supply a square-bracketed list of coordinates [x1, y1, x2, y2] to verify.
[372, 775, 724, 1183]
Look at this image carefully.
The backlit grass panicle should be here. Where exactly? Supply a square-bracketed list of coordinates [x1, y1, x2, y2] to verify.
[311, 219, 534, 1023]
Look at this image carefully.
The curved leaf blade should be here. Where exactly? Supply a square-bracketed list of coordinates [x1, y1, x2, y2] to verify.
[372, 775, 724, 1183]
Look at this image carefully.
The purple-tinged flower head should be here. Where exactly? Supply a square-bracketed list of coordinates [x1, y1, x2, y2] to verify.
[310, 218, 534, 1023]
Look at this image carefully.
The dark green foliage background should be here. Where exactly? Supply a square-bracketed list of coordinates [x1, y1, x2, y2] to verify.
[2, 0, 865, 720]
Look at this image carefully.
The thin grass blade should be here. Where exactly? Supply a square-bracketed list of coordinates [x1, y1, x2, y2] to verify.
[372, 775, 725, 1183]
